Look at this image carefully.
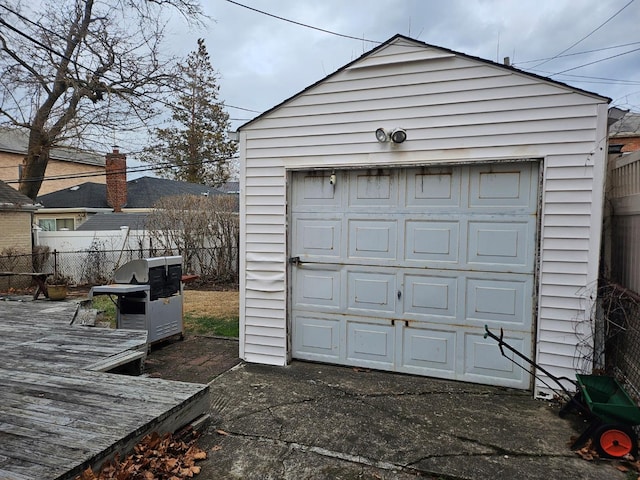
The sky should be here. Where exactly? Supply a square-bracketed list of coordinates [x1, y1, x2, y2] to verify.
[160, 0, 640, 134]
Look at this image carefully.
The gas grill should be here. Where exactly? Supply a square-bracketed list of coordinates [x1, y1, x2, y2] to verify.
[90, 256, 184, 343]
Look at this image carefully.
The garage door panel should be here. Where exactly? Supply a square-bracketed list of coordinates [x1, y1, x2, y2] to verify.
[467, 220, 534, 270]
[347, 270, 396, 314]
[347, 321, 395, 367]
[464, 332, 528, 386]
[293, 315, 340, 361]
[293, 218, 342, 259]
[295, 268, 342, 309]
[349, 170, 398, 207]
[348, 219, 397, 260]
[401, 327, 456, 374]
[469, 163, 535, 210]
[405, 167, 462, 207]
[405, 220, 460, 263]
[292, 172, 341, 208]
[465, 276, 532, 327]
[403, 273, 458, 320]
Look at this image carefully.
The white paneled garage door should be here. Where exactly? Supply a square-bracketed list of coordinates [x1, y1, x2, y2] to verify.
[290, 162, 539, 388]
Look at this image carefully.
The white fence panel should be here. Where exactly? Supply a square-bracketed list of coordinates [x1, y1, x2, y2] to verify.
[610, 153, 640, 295]
[35, 228, 151, 284]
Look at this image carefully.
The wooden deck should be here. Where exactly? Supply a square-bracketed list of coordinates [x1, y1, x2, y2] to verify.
[0, 298, 209, 480]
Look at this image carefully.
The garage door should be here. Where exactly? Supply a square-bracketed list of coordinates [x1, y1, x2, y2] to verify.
[290, 163, 539, 389]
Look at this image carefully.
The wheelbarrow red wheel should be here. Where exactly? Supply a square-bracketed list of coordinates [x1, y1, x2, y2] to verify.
[594, 424, 638, 459]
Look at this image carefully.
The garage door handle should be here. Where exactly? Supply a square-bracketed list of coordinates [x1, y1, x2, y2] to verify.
[289, 256, 301, 266]
[397, 290, 401, 300]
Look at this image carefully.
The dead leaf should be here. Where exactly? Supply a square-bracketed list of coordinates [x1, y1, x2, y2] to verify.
[74, 430, 206, 480]
[79, 467, 96, 480]
[215, 429, 229, 436]
[210, 445, 223, 452]
[193, 450, 207, 460]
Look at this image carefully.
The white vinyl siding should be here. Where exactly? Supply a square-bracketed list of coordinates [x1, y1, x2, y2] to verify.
[239, 37, 608, 396]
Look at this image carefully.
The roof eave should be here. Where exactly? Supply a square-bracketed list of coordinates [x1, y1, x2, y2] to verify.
[0, 203, 37, 212]
[35, 207, 113, 214]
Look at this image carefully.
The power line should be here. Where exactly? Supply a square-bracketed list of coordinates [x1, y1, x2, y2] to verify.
[225, 105, 260, 113]
[524, 68, 640, 86]
[531, 0, 635, 69]
[514, 41, 640, 66]
[551, 45, 640, 76]
[4, 153, 240, 185]
[224, 0, 380, 44]
[0, 4, 68, 43]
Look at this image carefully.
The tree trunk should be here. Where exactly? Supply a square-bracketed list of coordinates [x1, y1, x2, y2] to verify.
[19, 130, 50, 200]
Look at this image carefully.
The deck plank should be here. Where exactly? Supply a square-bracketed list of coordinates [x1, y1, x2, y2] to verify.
[0, 298, 209, 480]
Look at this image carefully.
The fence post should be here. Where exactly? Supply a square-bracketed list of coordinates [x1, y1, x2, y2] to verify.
[53, 249, 58, 278]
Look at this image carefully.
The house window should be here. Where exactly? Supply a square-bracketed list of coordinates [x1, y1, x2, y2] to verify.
[38, 219, 56, 231]
[38, 218, 75, 231]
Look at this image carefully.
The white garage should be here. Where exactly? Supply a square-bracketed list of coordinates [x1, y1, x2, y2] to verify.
[237, 35, 610, 397]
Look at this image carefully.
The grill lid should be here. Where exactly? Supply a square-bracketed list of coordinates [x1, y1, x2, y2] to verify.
[113, 256, 182, 284]
[113, 259, 149, 284]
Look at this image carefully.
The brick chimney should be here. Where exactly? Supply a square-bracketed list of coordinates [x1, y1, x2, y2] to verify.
[105, 146, 127, 212]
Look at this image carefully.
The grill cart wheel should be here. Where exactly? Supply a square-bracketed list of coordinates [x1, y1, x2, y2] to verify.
[594, 424, 638, 458]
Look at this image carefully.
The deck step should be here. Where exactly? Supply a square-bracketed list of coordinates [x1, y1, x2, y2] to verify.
[86, 349, 147, 372]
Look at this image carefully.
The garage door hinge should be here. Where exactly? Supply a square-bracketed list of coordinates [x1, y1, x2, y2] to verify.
[288, 256, 301, 265]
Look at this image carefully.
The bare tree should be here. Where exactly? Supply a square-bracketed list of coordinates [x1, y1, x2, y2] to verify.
[146, 194, 239, 284]
[0, 0, 204, 200]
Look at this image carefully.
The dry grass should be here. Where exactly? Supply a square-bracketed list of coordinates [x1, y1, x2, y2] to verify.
[92, 289, 240, 337]
[183, 290, 239, 318]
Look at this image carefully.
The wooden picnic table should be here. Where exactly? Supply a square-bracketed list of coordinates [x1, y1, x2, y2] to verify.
[0, 271, 52, 299]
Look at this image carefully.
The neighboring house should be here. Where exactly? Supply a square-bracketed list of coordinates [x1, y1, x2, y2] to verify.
[609, 107, 640, 153]
[0, 179, 38, 289]
[0, 127, 105, 195]
[75, 212, 150, 232]
[35, 148, 228, 230]
[217, 181, 240, 194]
[236, 34, 610, 399]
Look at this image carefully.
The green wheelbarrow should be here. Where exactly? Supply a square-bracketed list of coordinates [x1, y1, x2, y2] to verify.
[484, 325, 640, 458]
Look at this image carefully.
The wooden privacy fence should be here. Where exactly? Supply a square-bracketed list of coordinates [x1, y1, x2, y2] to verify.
[608, 152, 640, 293]
[602, 150, 640, 398]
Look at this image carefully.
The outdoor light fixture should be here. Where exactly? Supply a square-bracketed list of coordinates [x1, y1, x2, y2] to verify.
[375, 128, 388, 142]
[375, 127, 407, 144]
[390, 128, 407, 144]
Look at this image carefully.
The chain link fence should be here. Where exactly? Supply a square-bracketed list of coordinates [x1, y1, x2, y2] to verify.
[0, 246, 238, 288]
[0, 248, 34, 290]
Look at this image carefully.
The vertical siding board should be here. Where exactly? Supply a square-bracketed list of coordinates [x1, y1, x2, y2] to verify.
[239, 37, 608, 395]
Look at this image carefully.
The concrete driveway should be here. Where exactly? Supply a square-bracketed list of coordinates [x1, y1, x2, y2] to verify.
[195, 361, 625, 480]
